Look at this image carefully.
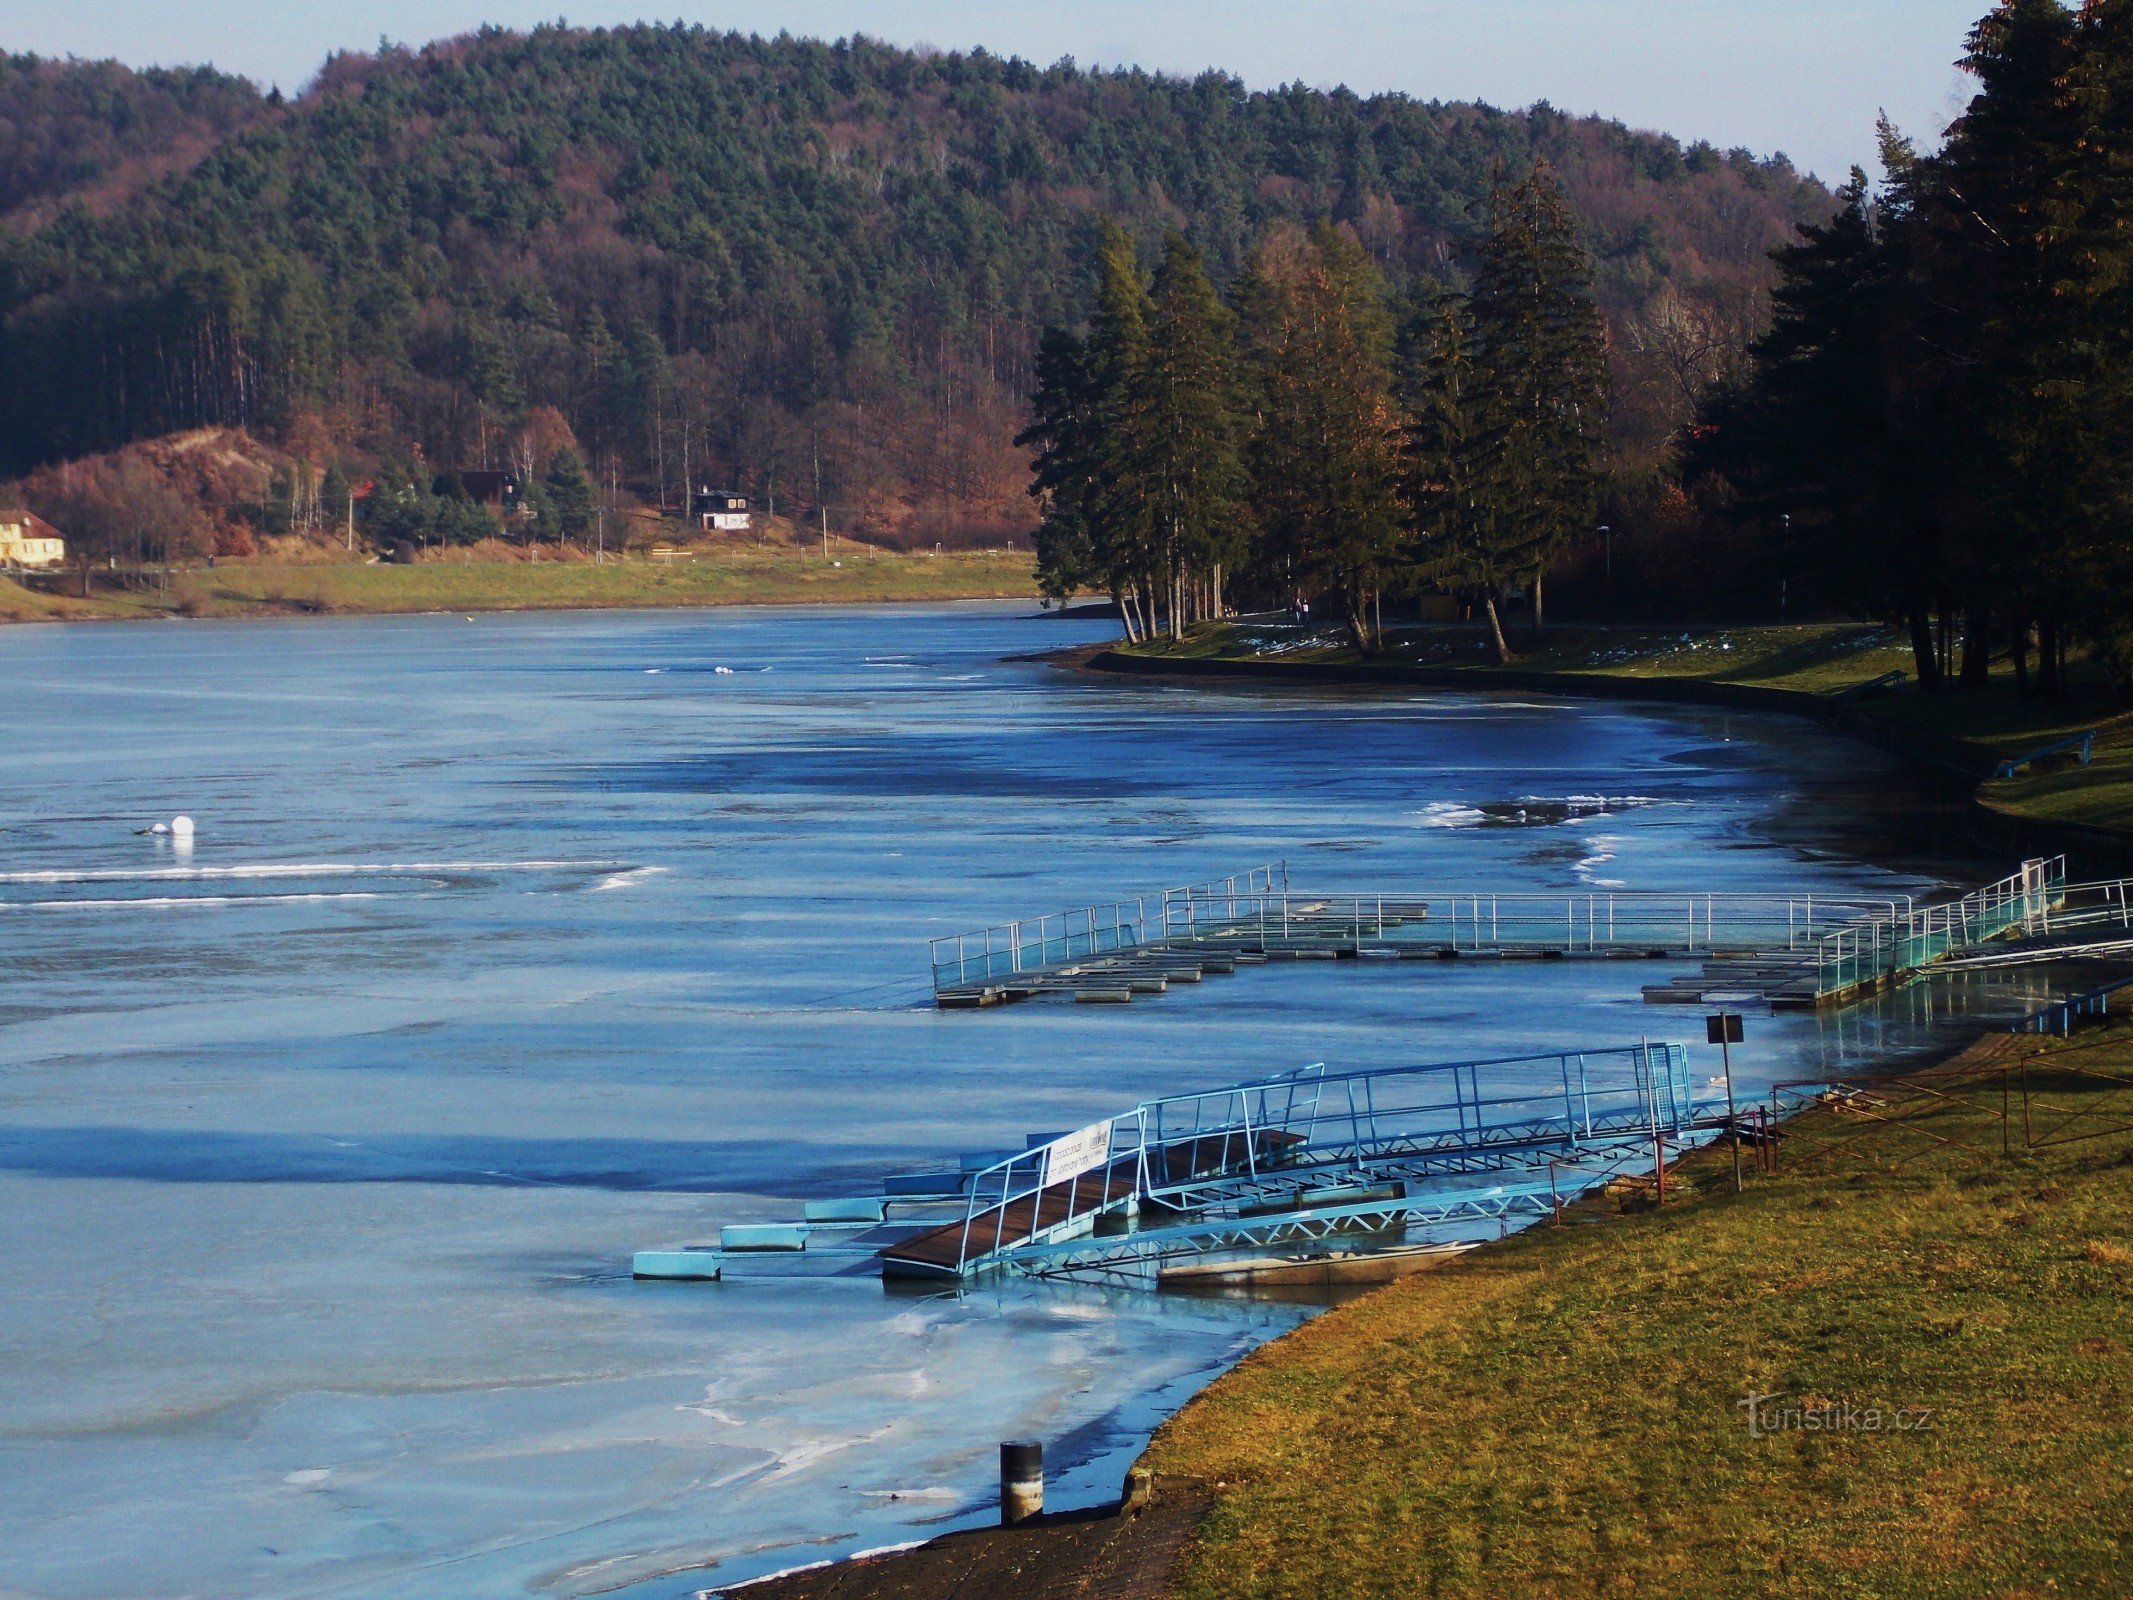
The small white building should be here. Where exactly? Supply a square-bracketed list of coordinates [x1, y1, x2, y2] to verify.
[0, 511, 65, 569]
[690, 487, 752, 533]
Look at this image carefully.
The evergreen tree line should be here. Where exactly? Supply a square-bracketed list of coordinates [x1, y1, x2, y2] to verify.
[1022, 162, 1607, 658]
[1698, 0, 2133, 698]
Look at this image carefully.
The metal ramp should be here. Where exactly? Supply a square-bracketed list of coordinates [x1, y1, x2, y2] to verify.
[637, 1042, 1720, 1289]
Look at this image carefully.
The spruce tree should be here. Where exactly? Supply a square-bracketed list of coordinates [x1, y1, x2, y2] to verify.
[543, 446, 597, 543]
[1132, 234, 1250, 637]
[1403, 293, 1519, 662]
[1084, 220, 1164, 637]
[1018, 326, 1102, 607]
[2059, 0, 2133, 698]
[1465, 161, 1609, 634]
[1241, 223, 1405, 653]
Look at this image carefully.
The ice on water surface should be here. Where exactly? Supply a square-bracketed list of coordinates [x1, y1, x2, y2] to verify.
[0, 603, 2033, 1598]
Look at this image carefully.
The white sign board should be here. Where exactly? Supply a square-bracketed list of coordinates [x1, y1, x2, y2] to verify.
[1045, 1120, 1114, 1186]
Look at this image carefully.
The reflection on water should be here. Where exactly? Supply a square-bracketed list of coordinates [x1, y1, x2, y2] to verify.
[0, 602, 2077, 1599]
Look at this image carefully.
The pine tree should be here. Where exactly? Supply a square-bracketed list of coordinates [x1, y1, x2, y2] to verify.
[1465, 161, 1609, 634]
[1129, 233, 1250, 638]
[2059, 0, 2133, 699]
[1084, 218, 1161, 638]
[1241, 223, 1405, 653]
[544, 446, 597, 543]
[1018, 326, 1102, 607]
[1402, 292, 1519, 662]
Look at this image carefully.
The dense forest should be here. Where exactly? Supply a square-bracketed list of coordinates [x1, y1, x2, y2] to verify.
[0, 27, 1827, 551]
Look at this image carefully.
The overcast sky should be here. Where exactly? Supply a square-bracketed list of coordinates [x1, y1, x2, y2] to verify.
[0, 1, 1989, 183]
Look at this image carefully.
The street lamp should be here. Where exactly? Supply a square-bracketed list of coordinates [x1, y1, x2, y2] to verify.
[1599, 524, 1612, 592]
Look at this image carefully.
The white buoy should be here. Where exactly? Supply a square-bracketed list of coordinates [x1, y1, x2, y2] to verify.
[169, 816, 195, 840]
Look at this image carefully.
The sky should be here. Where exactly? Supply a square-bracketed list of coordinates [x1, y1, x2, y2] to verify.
[0, 1, 1991, 183]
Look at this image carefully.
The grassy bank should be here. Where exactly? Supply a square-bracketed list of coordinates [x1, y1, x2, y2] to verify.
[1114, 620, 2133, 840]
[1142, 1027, 2133, 1599]
[0, 547, 1037, 624]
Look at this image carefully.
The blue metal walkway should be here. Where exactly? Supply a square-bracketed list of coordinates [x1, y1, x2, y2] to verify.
[634, 1040, 1722, 1289]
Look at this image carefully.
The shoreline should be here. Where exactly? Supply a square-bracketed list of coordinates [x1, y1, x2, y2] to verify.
[1067, 637, 2133, 869]
[733, 638, 2131, 1599]
[742, 1013, 2130, 1600]
[0, 549, 1042, 627]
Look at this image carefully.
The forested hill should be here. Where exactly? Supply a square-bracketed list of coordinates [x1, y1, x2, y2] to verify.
[0, 55, 263, 220]
[0, 26, 1831, 542]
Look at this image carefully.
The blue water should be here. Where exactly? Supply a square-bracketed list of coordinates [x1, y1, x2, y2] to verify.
[0, 603, 2054, 1598]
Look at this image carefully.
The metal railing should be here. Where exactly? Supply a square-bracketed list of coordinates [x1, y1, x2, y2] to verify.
[930, 862, 1911, 993]
[1812, 857, 2067, 996]
[1159, 888, 1908, 957]
[931, 1041, 1709, 1279]
[928, 865, 1286, 990]
[2015, 972, 2133, 1036]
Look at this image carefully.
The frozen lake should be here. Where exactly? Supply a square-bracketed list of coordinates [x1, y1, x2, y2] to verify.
[0, 602, 2052, 1597]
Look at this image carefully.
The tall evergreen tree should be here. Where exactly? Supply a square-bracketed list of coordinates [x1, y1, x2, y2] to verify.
[1019, 326, 1102, 607]
[1402, 292, 1520, 662]
[1464, 161, 1610, 633]
[1128, 234, 1250, 637]
[2058, 0, 2133, 697]
[543, 445, 597, 543]
[1086, 219, 1163, 638]
[1907, 0, 2080, 689]
[1240, 223, 1405, 653]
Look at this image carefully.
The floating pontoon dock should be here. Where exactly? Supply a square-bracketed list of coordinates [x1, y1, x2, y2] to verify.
[929, 859, 2116, 1011]
[635, 1040, 1722, 1289]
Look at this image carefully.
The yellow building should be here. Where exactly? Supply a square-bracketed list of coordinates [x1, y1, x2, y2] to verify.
[0, 511, 65, 568]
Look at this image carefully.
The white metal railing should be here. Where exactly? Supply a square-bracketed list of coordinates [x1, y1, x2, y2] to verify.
[1812, 857, 2074, 995]
[1157, 889, 1908, 957]
[930, 863, 1908, 992]
[929, 865, 1286, 989]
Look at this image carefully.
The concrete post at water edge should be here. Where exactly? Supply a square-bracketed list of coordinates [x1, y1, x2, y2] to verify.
[1000, 1440, 1043, 1526]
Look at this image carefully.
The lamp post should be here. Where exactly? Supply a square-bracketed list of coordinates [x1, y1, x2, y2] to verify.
[1599, 524, 1612, 603]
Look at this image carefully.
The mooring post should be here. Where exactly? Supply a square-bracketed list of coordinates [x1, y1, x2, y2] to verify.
[1001, 1440, 1043, 1526]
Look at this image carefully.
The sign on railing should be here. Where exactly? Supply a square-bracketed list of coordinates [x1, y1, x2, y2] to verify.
[1044, 1120, 1114, 1185]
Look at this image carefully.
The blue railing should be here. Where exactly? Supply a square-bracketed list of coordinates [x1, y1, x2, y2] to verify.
[1995, 730, 2096, 780]
[2014, 973, 2133, 1036]
[933, 1041, 1706, 1277]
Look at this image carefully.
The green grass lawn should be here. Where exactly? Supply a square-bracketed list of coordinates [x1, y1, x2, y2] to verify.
[1144, 1027, 2133, 1599]
[0, 547, 1037, 624]
[1123, 619, 2133, 841]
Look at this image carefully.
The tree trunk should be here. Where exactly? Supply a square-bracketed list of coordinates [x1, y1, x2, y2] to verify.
[1346, 596, 1374, 657]
[1531, 567, 1546, 634]
[1907, 607, 1943, 693]
[1959, 608, 1990, 691]
[1483, 593, 1514, 665]
[1116, 585, 1140, 644]
[1213, 562, 1223, 621]
[2039, 616, 2061, 696]
[2012, 620, 2030, 698]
